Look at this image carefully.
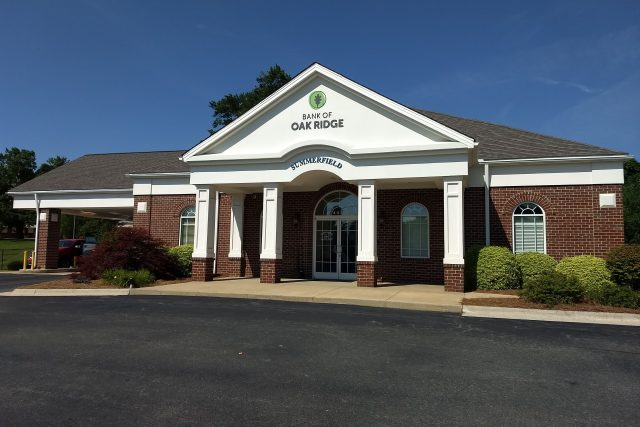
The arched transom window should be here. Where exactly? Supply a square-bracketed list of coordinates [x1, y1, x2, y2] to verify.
[513, 202, 545, 253]
[401, 203, 429, 258]
[179, 206, 196, 245]
[315, 191, 357, 216]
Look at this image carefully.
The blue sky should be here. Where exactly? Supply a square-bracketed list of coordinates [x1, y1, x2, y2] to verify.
[1, 0, 638, 163]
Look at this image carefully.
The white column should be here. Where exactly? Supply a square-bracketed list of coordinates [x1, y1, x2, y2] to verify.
[260, 184, 283, 259]
[443, 176, 465, 265]
[356, 181, 377, 262]
[228, 193, 245, 258]
[192, 185, 217, 259]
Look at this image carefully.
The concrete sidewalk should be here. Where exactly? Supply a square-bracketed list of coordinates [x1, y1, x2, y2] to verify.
[130, 278, 465, 313]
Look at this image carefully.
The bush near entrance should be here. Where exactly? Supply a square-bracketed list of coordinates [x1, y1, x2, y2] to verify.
[476, 246, 521, 290]
[606, 244, 640, 291]
[102, 268, 155, 288]
[78, 227, 181, 279]
[516, 252, 557, 288]
[555, 255, 615, 301]
[521, 271, 583, 306]
[168, 244, 193, 277]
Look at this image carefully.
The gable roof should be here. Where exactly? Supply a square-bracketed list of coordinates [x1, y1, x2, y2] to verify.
[10, 150, 188, 193]
[182, 63, 476, 161]
[415, 109, 627, 161]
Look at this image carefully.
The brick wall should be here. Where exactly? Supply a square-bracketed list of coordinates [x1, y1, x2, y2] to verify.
[377, 189, 445, 284]
[133, 194, 195, 246]
[490, 184, 624, 259]
[465, 187, 486, 249]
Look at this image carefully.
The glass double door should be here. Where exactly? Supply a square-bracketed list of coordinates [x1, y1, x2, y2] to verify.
[314, 218, 357, 280]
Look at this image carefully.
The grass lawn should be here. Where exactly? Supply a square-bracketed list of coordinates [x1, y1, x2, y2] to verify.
[0, 239, 35, 270]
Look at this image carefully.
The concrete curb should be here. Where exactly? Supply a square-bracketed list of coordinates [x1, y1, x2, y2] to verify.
[1, 289, 130, 297]
[462, 305, 640, 326]
[130, 288, 463, 313]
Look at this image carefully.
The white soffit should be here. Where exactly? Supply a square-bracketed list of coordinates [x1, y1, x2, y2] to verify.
[183, 63, 475, 163]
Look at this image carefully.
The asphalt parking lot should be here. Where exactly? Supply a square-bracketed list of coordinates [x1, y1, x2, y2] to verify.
[0, 296, 638, 425]
[0, 273, 67, 292]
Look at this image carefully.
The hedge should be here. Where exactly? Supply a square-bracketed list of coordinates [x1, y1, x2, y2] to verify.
[168, 244, 193, 277]
[521, 271, 583, 306]
[555, 255, 614, 300]
[476, 246, 521, 290]
[516, 252, 557, 287]
[606, 244, 640, 290]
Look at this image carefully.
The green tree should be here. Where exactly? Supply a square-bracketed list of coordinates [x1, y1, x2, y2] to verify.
[208, 64, 292, 134]
[60, 216, 117, 241]
[0, 148, 37, 238]
[36, 155, 68, 175]
[0, 149, 69, 239]
[624, 159, 640, 243]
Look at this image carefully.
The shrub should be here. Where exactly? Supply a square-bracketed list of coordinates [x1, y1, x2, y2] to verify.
[79, 227, 180, 279]
[102, 268, 155, 288]
[521, 271, 583, 306]
[6, 260, 23, 271]
[168, 244, 193, 277]
[592, 285, 640, 309]
[516, 252, 557, 287]
[476, 246, 521, 290]
[555, 255, 614, 301]
[463, 246, 483, 291]
[606, 244, 640, 290]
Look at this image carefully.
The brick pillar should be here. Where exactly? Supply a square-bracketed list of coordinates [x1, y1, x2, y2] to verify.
[260, 259, 281, 283]
[357, 261, 377, 287]
[36, 208, 61, 269]
[444, 264, 464, 292]
[192, 257, 215, 281]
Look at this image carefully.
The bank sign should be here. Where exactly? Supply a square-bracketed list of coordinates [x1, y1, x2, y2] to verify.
[290, 91, 345, 131]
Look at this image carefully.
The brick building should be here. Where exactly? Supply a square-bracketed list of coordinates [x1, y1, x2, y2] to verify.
[10, 64, 629, 291]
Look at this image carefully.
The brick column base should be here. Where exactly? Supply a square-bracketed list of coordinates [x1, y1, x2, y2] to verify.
[36, 208, 61, 269]
[260, 259, 282, 283]
[192, 257, 215, 281]
[444, 264, 464, 292]
[357, 261, 377, 287]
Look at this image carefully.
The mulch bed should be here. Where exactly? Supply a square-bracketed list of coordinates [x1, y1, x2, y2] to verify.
[19, 277, 194, 290]
[463, 297, 640, 315]
[472, 289, 520, 295]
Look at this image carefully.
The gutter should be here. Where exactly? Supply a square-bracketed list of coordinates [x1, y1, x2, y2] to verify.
[484, 164, 490, 246]
[8, 188, 132, 196]
[478, 154, 632, 165]
[33, 193, 40, 269]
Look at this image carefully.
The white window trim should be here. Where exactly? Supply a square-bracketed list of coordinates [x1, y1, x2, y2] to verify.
[512, 202, 547, 254]
[400, 202, 430, 259]
[179, 206, 196, 245]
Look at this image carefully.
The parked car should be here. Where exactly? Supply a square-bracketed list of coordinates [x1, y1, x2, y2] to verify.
[82, 236, 97, 255]
[58, 239, 85, 268]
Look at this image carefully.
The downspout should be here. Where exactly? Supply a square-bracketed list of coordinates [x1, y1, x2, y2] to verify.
[484, 163, 491, 246]
[33, 193, 40, 269]
[213, 191, 220, 275]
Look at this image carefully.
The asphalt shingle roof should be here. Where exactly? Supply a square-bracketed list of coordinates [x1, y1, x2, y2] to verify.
[10, 150, 188, 192]
[10, 111, 627, 193]
[415, 109, 626, 160]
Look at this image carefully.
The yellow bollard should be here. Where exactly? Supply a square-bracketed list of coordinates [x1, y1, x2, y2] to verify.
[73, 256, 78, 268]
[23, 251, 27, 270]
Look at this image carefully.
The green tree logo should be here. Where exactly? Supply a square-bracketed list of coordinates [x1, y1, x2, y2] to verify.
[309, 91, 326, 109]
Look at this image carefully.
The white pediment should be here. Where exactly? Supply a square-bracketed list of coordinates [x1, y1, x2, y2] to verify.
[183, 64, 474, 163]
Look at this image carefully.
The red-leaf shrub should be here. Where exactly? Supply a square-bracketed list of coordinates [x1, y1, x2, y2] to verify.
[78, 227, 180, 279]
